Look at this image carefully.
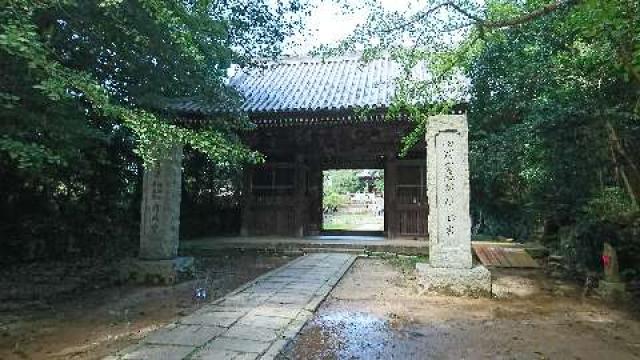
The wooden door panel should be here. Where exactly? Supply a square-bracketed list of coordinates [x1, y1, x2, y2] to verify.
[395, 162, 428, 237]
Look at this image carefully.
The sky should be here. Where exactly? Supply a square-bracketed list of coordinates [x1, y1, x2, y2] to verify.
[283, 0, 420, 55]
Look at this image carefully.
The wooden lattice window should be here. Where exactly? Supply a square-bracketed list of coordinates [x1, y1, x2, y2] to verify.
[251, 165, 295, 195]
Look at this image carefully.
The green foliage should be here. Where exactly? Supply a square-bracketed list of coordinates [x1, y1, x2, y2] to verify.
[583, 187, 639, 224]
[180, 149, 244, 239]
[323, 170, 360, 212]
[465, 0, 640, 274]
[0, 137, 64, 169]
[323, 192, 348, 213]
[324, 170, 364, 195]
[0, 0, 304, 166]
[0, 0, 305, 262]
[332, 0, 640, 276]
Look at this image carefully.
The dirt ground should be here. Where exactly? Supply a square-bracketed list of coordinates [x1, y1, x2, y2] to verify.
[281, 258, 640, 360]
[0, 253, 295, 360]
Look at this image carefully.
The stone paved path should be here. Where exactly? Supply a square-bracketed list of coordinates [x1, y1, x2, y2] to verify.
[107, 253, 356, 360]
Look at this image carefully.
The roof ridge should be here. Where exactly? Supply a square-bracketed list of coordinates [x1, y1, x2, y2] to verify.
[263, 55, 365, 66]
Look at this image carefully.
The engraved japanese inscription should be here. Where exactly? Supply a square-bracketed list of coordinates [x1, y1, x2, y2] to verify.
[435, 131, 463, 246]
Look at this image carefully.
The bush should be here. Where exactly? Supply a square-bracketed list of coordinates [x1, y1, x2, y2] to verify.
[323, 192, 347, 213]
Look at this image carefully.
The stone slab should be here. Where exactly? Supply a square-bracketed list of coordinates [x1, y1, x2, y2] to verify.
[224, 325, 279, 342]
[250, 306, 301, 319]
[260, 340, 289, 360]
[120, 344, 195, 360]
[181, 236, 429, 257]
[426, 115, 473, 269]
[235, 314, 292, 330]
[144, 324, 225, 346]
[190, 348, 249, 360]
[180, 309, 247, 328]
[109, 253, 357, 360]
[203, 336, 271, 354]
[416, 262, 491, 297]
[139, 145, 183, 260]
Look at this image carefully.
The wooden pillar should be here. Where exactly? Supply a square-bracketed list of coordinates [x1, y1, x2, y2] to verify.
[385, 152, 398, 239]
[306, 160, 323, 236]
[294, 155, 306, 237]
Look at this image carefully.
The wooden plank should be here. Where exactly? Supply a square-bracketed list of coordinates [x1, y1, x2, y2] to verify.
[473, 246, 489, 264]
[480, 245, 501, 266]
[472, 245, 539, 268]
[503, 247, 540, 268]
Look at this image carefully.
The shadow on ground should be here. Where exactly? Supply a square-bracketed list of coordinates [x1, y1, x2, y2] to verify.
[0, 253, 295, 360]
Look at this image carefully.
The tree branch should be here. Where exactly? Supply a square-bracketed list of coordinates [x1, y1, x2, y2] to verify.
[385, 0, 582, 33]
[469, 0, 583, 29]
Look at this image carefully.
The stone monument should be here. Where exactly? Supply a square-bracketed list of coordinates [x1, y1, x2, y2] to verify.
[416, 115, 491, 296]
[596, 242, 627, 301]
[123, 144, 194, 284]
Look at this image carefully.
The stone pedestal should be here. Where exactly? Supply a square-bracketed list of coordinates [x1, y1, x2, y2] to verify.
[416, 263, 491, 296]
[129, 145, 193, 284]
[416, 115, 491, 296]
[597, 280, 628, 302]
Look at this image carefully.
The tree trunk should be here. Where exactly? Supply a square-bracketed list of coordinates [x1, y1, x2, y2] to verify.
[607, 120, 640, 206]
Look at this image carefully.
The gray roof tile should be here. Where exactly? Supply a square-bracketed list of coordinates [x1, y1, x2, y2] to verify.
[229, 56, 407, 113]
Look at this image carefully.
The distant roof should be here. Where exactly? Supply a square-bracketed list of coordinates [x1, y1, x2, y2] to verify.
[228, 56, 425, 114]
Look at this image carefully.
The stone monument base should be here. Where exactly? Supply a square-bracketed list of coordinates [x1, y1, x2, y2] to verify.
[121, 256, 195, 284]
[416, 263, 492, 297]
[596, 280, 629, 302]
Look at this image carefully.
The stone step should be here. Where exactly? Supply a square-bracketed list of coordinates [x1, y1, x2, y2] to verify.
[300, 247, 365, 254]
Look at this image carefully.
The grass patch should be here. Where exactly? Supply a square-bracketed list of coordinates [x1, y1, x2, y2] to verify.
[323, 211, 383, 231]
[383, 254, 429, 272]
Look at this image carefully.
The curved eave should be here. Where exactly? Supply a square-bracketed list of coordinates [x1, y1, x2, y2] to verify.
[248, 106, 404, 128]
[175, 103, 468, 127]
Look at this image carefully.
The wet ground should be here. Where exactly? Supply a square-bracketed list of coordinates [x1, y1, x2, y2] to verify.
[281, 258, 640, 360]
[0, 253, 295, 360]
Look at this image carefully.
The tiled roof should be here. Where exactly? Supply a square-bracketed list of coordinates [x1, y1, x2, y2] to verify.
[229, 56, 425, 113]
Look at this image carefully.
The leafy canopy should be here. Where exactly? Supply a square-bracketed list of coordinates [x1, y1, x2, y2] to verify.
[328, 0, 639, 272]
[0, 0, 306, 167]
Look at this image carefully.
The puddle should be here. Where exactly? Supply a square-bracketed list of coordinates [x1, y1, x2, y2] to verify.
[284, 310, 435, 359]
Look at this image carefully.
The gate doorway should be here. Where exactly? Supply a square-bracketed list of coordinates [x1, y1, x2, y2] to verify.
[322, 170, 384, 234]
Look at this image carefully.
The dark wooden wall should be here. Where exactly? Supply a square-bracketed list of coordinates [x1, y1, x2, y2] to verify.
[240, 120, 428, 240]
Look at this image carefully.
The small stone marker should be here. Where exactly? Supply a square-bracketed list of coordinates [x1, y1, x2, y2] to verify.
[602, 242, 621, 282]
[123, 144, 194, 284]
[416, 115, 491, 296]
[139, 144, 183, 260]
[597, 242, 627, 301]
